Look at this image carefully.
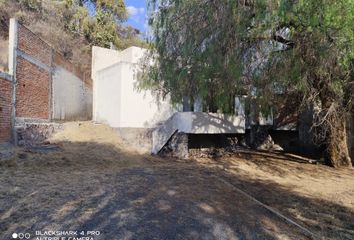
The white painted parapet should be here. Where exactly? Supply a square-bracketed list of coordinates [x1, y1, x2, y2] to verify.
[152, 112, 246, 154]
[92, 46, 175, 128]
[92, 46, 147, 79]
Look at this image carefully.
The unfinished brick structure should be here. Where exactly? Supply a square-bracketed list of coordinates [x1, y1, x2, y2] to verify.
[0, 18, 92, 145]
[0, 73, 12, 143]
[15, 24, 52, 119]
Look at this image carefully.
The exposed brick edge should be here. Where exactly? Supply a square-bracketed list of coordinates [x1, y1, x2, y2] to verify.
[0, 76, 13, 143]
[18, 23, 92, 89]
[0, 72, 13, 81]
[17, 50, 51, 72]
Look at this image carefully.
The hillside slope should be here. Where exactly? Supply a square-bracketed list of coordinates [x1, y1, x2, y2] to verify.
[0, 0, 146, 73]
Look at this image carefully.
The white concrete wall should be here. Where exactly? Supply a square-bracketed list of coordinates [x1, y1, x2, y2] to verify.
[93, 47, 175, 128]
[118, 46, 147, 64]
[91, 46, 121, 79]
[92, 46, 147, 79]
[52, 66, 92, 120]
[174, 112, 245, 134]
[93, 64, 122, 127]
[119, 62, 174, 128]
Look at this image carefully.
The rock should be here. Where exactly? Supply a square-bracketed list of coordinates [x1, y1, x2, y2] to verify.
[18, 140, 25, 146]
[18, 153, 27, 159]
[159, 132, 189, 159]
[0, 144, 15, 161]
[15, 123, 62, 147]
[272, 144, 284, 151]
[256, 135, 275, 150]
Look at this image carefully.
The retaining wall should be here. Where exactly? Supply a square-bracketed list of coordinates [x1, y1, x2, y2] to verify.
[0, 18, 92, 144]
[10, 19, 92, 122]
[152, 112, 246, 154]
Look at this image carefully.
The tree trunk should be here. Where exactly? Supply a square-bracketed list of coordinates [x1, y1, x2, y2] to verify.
[327, 120, 352, 168]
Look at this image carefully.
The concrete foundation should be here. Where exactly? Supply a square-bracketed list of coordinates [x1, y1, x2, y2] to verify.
[152, 112, 245, 154]
[15, 121, 63, 146]
[116, 127, 153, 154]
[159, 132, 245, 159]
[159, 132, 189, 159]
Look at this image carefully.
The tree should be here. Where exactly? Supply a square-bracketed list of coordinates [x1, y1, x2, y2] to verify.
[0, 0, 147, 70]
[63, 0, 148, 49]
[139, 0, 353, 167]
[64, 0, 126, 48]
[269, 0, 353, 167]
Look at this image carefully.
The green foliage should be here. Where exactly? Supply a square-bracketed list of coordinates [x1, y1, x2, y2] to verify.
[62, 0, 146, 49]
[0, 0, 147, 74]
[140, 0, 252, 111]
[141, 0, 353, 166]
[19, 0, 42, 12]
[140, 0, 353, 115]
[270, 0, 353, 108]
[95, 0, 128, 21]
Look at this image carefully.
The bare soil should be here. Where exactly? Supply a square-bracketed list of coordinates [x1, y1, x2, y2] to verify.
[0, 122, 353, 240]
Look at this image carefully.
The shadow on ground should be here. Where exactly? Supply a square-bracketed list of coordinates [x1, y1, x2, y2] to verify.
[0, 141, 353, 240]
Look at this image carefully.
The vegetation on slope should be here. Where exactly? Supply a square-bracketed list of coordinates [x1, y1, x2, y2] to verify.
[0, 0, 147, 72]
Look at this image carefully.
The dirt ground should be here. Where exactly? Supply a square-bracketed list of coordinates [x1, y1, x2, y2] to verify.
[0, 122, 353, 240]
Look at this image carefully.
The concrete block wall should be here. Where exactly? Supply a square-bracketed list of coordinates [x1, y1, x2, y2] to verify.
[53, 52, 92, 89]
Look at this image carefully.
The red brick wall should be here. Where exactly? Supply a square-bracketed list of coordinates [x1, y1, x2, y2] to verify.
[0, 77, 12, 143]
[16, 57, 50, 119]
[14, 22, 92, 120]
[17, 25, 52, 66]
[16, 24, 52, 119]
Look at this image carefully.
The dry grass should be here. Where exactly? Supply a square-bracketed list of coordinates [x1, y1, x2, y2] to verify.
[191, 152, 354, 209]
[189, 152, 354, 239]
[0, 121, 353, 239]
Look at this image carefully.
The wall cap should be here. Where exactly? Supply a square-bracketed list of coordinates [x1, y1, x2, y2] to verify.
[0, 71, 13, 81]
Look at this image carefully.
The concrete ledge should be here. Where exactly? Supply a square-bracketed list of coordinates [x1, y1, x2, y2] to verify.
[116, 127, 153, 154]
[0, 72, 13, 81]
[152, 112, 246, 154]
[15, 117, 51, 125]
[0, 142, 13, 149]
[174, 112, 245, 134]
[15, 121, 63, 146]
[17, 50, 51, 72]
